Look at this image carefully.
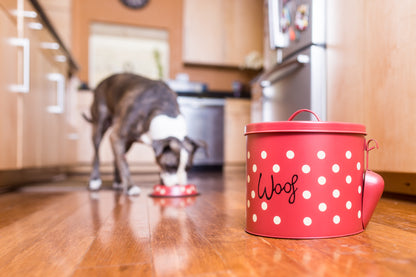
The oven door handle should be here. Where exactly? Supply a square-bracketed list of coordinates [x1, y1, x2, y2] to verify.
[259, 54, 310, 87]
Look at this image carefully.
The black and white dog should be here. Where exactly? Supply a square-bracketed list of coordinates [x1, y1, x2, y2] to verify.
[83, 73, 204, 196]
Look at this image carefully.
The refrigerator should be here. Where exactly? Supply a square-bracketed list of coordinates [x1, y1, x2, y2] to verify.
[252, 0, 326, 122]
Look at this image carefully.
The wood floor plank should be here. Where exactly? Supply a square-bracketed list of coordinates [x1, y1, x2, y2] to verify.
[72, 263, 153, 277]
[0, 171, 415, 276]
[0, 190, 117, 276]
[147, 193, 227, 276]
[77, 191, 152, 268]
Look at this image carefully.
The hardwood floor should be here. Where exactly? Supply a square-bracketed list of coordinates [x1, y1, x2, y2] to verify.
[0, 170, 415, 276]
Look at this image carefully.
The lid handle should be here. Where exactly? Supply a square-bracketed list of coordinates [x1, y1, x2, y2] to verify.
[366, 139, 379, 170]
[288, 109, 321, 121]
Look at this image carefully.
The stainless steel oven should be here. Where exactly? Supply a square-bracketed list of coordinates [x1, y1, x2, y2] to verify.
[177, 97, 225, 167]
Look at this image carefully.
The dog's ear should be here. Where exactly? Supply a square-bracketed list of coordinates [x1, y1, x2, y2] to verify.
[152, 137, 182, 156]
[183, 136, 208, 157]
[152, 139, 170, 157]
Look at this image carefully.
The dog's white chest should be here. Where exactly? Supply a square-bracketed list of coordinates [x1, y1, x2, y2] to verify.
[140, 114, 187, 144]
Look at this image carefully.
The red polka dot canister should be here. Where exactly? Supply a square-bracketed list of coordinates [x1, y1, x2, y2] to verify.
[244, 109, 384, 239]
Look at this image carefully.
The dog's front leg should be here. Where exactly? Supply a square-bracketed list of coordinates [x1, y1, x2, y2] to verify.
[109, 131, 141, 196]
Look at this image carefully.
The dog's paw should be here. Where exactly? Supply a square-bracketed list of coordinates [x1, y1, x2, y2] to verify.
[127, 185, 141, 196]
[89, 179, 102, 191]
[112, 182, 123, 190]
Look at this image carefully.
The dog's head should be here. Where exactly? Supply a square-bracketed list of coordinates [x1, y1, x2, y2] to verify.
[152, 136, 206, 186]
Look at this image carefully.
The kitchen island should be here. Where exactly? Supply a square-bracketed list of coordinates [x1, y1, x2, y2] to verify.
[0, 170, 415, 276]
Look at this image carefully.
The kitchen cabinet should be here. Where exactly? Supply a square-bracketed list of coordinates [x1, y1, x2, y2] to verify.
[183, 0, 263, 68]
[326, 0, 416, 195]
[0, 0, 77, 171]
[0, 2, 19, 169]
[224, 98, 251, 166]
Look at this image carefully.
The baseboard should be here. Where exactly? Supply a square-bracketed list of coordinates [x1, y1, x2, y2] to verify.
[67, 162, 160, 175]
[379, 172, 416, 196]
[0, 167, 67, 192]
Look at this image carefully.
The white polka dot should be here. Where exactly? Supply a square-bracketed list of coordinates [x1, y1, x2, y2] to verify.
[332, 189, 340, 198]
[247, 175, 250, 183]
[318, 176, 326, 185]
[346, 151, 352, 159]
[346, 201, 352, 209]
[319, 203, 327, 212]
[261, 151, 267, 159]
[273, 216, 281, 225]
[303, 217, 312, 226]
[251, 190, 255, 199]
[160, 188, 166, 195]
[247, 200, 250, 208]
[302, 165, 311, 174]
[333, 215, 341, 224]
[252, 164, 257, 173]
[358, 210, 362, 219]
[358, 185, 362, 194]
[357, 162, 361, 170]
[346, 175, 352, 184]
[332, 164, 340, 173]
[253, 214, 257, 222]
[261, 202, 268, 210]
[247, 152, 250, 159]
[286, 150, 295, 159]
[317, 150, 326, 159]
[303, 190, 311, 199]
[273, 164, 280, 173]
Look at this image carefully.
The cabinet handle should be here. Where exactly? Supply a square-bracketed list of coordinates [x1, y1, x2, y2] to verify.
[8, 38, 30, 93]
[47, 73, 65, 114]
[11, 10, 37, 18]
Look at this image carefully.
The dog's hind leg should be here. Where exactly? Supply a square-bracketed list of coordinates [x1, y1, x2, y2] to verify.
[112, 140, 134, 190]
[89, 116, 111, 191]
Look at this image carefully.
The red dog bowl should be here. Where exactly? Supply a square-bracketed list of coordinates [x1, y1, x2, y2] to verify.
[245, 109, 384, 239]
[150, 184, 199, 197]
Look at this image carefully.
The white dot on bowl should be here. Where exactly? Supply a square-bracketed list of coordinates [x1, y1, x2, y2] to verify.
[318, 176, 326, 185]
[358, 185, 362, 194]
[160, 189, 166, 195]
[317, 150, 326, 159]
[273, 164, 280, 173]
[273, 216, 281, 225]
[251, 190, 255, 199]
[303, 217, 312, 226]
[247, 175, 250, 183]
[247, 151, 250, 159]
[346, 175, 352, 184]
[286, 150, 295, 159]
[253, 214, 257, 222]
[332, 164, 340, 173]
[302, 165, 311, 174]
[247, 200, 250, 208]
[358, 210, 362, 219]
[261, 151, 267, 159]
[261, 202, 268, 210]
[319, 203, 327, 212]
[252, 164, 257, 173]
[346, 151, 352, 159]
[332, 189, 340, 198]
[346, 201, 352, 209]
[333, 215, 341, 224]
[357, 162, 361, 170]
[303, 190, 311, 199]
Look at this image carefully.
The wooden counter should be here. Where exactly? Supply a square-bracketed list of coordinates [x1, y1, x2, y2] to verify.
[0, 171, 415, 276]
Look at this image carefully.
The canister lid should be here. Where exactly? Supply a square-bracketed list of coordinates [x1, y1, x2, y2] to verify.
[245, 109, 366, 135]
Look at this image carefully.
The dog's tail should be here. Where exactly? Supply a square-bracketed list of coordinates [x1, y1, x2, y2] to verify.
[82, 112, 94, 123]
